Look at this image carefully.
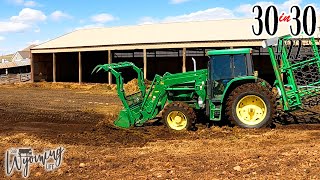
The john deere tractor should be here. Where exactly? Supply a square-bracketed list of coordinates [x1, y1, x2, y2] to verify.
[93, 35, 320, 130]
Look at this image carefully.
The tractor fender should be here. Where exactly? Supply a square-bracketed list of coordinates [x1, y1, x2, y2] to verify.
[220, 76, 258, 104]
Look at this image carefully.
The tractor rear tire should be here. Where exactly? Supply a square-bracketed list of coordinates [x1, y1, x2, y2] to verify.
[226, 83, 276, 128]
[162, 102, 196, 131]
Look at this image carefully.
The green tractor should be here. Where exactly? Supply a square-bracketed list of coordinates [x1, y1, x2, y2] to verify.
[93, 35, 320, 131]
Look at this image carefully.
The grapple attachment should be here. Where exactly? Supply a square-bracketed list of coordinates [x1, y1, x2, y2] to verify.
[265, 35, 320, 111]
[92, 62, 146, 128]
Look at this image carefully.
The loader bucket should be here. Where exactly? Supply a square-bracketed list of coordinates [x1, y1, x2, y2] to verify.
[114, 109, 132, 128]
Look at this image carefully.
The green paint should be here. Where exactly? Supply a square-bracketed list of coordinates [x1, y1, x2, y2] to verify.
[207, 48, 251, 56]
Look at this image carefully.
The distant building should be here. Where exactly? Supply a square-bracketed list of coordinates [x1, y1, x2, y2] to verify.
[0, 45, 36, 75]
[11, 51, 30, 62]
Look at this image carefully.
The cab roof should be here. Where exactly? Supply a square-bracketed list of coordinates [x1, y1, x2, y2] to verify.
[207, 48, 252, 56]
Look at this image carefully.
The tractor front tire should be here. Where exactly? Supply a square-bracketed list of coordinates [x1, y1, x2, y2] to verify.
[226, 83, 276, 128]
[162, 102, 196, 131]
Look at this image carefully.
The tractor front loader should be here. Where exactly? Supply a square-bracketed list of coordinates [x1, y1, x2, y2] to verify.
[93, 35, 320, 131]
[93, 62, 207, 130]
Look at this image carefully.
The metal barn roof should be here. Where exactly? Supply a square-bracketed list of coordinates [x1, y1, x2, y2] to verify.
[0, 59, 30, 69]
[32, 18, 320, 53]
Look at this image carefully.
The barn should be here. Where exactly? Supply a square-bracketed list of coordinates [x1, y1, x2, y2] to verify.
[30, 18, 320, 84]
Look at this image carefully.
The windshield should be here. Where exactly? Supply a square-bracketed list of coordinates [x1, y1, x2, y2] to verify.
[210, 54, 248, 80]
[211, 55, 232, 80]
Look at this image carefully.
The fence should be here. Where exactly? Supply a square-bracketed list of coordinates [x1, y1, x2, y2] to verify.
[0, 73, 31, 84]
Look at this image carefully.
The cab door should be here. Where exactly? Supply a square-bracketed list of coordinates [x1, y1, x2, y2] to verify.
[210, 55, 233, 99]
[209, 54, 250, 99]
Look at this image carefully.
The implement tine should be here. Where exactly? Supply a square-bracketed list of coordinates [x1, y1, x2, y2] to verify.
[91, 65, 103, 74]
[91, 64, 111, 74]
[91, 65, 100, 74]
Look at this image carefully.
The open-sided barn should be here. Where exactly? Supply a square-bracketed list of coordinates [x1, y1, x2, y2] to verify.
[31, 18, 320, 84]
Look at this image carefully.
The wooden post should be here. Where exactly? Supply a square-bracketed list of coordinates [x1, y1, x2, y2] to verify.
[108, 50, 112, 84]
[182, 48, 186, 72]
[53, 53, 56, 82]
[78, 52, 82, 84]
[143, 49, 147, 79]
[30, 52, 34, 82]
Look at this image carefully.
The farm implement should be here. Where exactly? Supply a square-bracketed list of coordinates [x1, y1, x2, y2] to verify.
[93, 35, 320, 130]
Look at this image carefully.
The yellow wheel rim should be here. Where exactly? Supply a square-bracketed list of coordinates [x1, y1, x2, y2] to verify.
[236, 95, 267, 126]
[167, 111, 188, 130]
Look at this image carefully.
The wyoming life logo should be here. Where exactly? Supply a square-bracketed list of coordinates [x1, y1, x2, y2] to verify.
[4, 147, 65, 178]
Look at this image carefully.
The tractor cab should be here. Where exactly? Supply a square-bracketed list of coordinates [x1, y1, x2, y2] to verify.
[207, 48, 254, 98]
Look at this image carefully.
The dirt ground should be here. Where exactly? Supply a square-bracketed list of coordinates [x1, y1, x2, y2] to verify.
[0, 84, 320, 179]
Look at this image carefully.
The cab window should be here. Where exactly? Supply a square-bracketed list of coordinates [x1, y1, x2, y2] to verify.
[211, 55, 232, 80]
[233, 54, 247, 77]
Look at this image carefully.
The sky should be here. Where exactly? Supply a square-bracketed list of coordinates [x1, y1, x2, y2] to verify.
[0, 0, 319, 55]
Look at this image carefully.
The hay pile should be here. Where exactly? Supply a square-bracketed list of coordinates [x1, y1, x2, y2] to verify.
[124, 79, 153, 95]
[124, 79, 140, 95]
[3, 82, 117, 91]
[1, 79, 151, 95]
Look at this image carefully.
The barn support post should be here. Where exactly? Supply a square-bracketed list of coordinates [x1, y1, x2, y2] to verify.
[182, 48, 187, 72]
[78, 52, 82, 84]
[53, 53, 56, 82]
[108, 50, 112, 84]
[30, 53, 34, 82]
[143, 49, 147, 80]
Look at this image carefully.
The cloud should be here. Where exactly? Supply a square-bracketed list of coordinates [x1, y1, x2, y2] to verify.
[281, 0, 302, 10]
[140, 0, 318, 24]
[10, 8, 46, 23]
[24, 1, 37, 7]
[235, 0, 303, 17]
[0, 8, 46, 34]
[75, 23, 105, 30]
[11, 0, 38, 7]
[170, 0, 191, 4]
[74, 13, 117, 31]
[91, 13, 116, 23]
[139, 17, 158, 25]
[163, 8, 235, 23]
[0, 36, 5, 41]
[0, 21, 31, 33]
[34, 27, 40, 33]
[139, 7, 235, 24]
[50, 11, 72, 21]
[11, 0, 24, 5]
